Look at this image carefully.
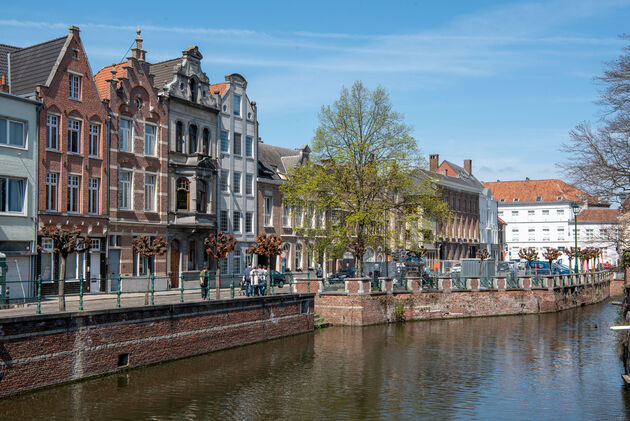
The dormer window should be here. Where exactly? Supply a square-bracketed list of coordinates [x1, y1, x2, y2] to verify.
[556, 196, 562, 201]
[536, 196, 542, 201]
[500, 199, 505, 202]
[72, 49, 79, 59]
[513, 198, 519, 202]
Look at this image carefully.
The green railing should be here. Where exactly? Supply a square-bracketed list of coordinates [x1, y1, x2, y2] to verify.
[392, 277, 408, 292]
[451, 274, 466, 290]
[505, 273, 519, 289]
[480, 276, 493, 289]
[531, 275, 545, 288]
[422, 275, 439, 291]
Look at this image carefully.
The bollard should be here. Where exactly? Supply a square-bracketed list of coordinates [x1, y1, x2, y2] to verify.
[180, 273, 185, 303]
[150, 274, 155, 306]
[36, 275, 42, 314]
[117, 274, 122, 308]
[79, 274, 84, 311]
[230, 273, 234, 299]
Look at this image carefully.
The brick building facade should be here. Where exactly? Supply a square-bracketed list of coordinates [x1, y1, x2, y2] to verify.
[94, 31, 169, 285]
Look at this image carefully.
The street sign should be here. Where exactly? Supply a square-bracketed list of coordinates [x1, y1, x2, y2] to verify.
[281, 250, 287, 259]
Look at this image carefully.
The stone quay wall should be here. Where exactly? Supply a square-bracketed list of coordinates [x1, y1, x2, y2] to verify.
[316, 272, 611, 326]
[0, 294, 314, 397]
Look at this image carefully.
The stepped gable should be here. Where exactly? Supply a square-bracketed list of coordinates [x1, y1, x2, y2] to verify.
[94, 61, 127, 100]
[8, 36, 68, 96]
[483, 178, 597, 203]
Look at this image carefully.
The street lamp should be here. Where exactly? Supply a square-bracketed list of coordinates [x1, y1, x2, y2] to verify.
[571, 202, 580, 274]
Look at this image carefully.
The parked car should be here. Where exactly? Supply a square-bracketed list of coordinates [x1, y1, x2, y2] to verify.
[525, 261, 570, 275]
[497, 262, 510, 273]
[450, 263, 462, 274]
[328, 267, 356, 282]
[269, 270, 286, 288]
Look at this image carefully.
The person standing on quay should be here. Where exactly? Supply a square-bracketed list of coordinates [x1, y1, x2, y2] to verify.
[199, 266, 209, 300]
[259, 265, 268, 296]
[244, 263, 253, 296]
[252, 266, 260, 296]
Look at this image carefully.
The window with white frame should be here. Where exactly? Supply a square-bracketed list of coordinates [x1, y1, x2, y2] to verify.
[557, 209, 564, 215]
[233, 211, 241, 232]
[498, 211, 503, 216]
[144, 174, 156, 211]
[40, 238, 54, 280]
[282, 203, 291, 227]
[0, 177, 26, 213]
[246, 136, 253, 157]
[220, 130, 229, 153]
[68, 119, 81, 153]
[220, 256, 229, 274]
[220, 210, 228, 232]
[0, 117, 25, 147]
[246, 212, 253, 233]
[557, 227, 565, 241]
[69, 74, 81, 99]
[233, 249, 242, 275]
[89, 124, 99, 156]
[67, 175, 80, 213]
[233, 95, 241, 116]
[585, 228, 594, 240]
[46, 173, 57, 211]
[296, 206, 304, 227]
[246, 174, 253, 195]
[88, 177, 99, 214]
[233, 133, 241, 156]
[542, 209, 549, 216]
[511, 228, 519, 242]
[46, 115, 58, 149]
[145, 124, 156, 156]
[528, 228, 535, 241]
[542, 228, 550, 241]
[264, 197, 272, 226]
[220, 170, 229, 192]
[320, 210, 326, 228]
[118, 171, 131, 209]
[90, 238, 101, 251]
[528, 210, 534, 216]
[511, 211, 518, 216]
[233, 172, 241, 194]
[119, 119, 132, 152]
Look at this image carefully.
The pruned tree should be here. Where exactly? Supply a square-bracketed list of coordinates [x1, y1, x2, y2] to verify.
[476, 248, 490, 277]
[247, 233, 283, 270]
[518, 247, 539, 274]
[564, 247, 581, 273]
[204, 232, 237, 299]
[132, 236, 167, 305]
[281, 81, 449, 275]
[542, 248, 562, 275]
[560, 37, 630, 203]
[38, 224, 89, 311]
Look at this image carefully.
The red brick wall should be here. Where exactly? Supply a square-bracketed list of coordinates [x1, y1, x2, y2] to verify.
[0, 295, 314, 397]
[316, 281, 610, 325]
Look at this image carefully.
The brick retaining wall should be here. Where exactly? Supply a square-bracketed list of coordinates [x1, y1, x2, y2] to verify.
[316, 282, 610, 326]
[0, 294, 314, 397]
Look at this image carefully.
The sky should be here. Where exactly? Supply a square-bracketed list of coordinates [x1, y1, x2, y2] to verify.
[2, 0, 629, 184]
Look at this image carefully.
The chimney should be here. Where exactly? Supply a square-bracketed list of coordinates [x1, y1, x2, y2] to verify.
[464, 159, 472, 175]
[69, 25, 80, 36]
[131, 29, 146, 61]
[429, 154, 439, 173]
[0, 74, 8, 93]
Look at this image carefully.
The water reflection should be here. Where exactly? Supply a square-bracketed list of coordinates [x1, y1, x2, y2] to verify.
[1, 302, 629, 420]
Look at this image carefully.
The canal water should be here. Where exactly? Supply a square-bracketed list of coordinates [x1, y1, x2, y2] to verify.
[1, 301, 629, 420]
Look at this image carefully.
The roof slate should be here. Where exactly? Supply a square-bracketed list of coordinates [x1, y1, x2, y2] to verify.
[149, 58, 181, 91]
[9, 36, 67, 96]
[483, 179, 594, 203]
[0, 43, 21, 79]
[258, 143, 305, 180]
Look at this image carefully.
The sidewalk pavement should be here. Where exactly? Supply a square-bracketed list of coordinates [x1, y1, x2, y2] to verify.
[0, 285, 292, 318]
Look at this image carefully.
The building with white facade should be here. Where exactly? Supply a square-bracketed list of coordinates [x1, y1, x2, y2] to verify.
[0, 91, 40, 297]
[211, 74, 258, 279]
[479, 187, 500, 259]
[573, 208, 620, 266]
[484, 178, 618, 266]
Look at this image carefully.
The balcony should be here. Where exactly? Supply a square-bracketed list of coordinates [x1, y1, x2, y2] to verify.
[169, 211, 216, 228]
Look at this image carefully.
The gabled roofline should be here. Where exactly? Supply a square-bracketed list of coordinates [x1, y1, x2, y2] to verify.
[44, 34, 71, 88]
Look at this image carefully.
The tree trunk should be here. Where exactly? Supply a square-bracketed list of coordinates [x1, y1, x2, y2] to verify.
[215, 264, 221, 299]
[144, 269, 151, 306]
[58, 256, 66, 312]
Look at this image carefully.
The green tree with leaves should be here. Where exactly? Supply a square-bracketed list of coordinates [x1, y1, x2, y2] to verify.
[281, 81, 448, 275]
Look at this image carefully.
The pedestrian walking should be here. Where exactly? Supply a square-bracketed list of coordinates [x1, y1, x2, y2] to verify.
[199, 266, 209, 300]
[252, 265, 260, 296]
[259, 265, 268, 296]
[316, 265, 323, 278]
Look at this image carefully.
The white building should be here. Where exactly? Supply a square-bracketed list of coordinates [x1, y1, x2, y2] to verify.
[484, 178, 618, 266]
[573, 208, 620, 266]
[211, 74, 258, 278]
[479, 187, 499, 259]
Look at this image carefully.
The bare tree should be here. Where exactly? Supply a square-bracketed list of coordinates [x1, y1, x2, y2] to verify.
[204, 232, 237, 299]
[542, 248, 562, 274]
[476, 248, 490, 277]
[247, 233, 283, 270]
[518, 248, 539, 275]
[560, 38, 630, 203]
[564, 247, 581, 273]
[38, 224, 89, 311]
[132, 236, 168, 305]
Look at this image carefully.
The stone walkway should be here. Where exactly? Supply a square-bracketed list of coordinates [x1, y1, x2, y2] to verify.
[0, 286, 293, 318]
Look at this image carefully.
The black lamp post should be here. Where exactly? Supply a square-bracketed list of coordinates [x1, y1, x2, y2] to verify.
[571, 203, 580, 274]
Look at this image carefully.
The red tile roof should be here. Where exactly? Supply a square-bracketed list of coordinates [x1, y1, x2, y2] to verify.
[209, 82, 227, 97]
[497, 217, 507, 225]
[577, 208, 618, 222]
[94, 61, 127, 100]
[483, 179, 593, 203]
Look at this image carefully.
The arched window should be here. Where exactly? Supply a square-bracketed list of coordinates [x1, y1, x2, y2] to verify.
[188, 124, 197, 154]
[175, 121, 183, 153]
[176, 178, 189, 210]
[202, 128, 210, 156]
[196, 180, 206, 213]
[189, 79, 197, 103]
